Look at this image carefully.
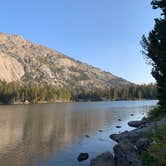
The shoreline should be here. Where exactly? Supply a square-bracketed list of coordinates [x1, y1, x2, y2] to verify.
[0, 99, 158, 106]
[90, 115, 166, 166]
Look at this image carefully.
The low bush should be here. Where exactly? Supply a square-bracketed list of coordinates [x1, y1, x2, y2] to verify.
[147, 107, 166, 121]
[141, 126, 166, 166]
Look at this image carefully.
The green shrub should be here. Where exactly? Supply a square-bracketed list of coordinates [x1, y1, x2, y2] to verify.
[147, 107, 166, 121]
[141, 126, 166, 166]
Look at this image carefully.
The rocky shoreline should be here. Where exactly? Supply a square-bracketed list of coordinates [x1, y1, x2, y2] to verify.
[90, 116, 166, 166]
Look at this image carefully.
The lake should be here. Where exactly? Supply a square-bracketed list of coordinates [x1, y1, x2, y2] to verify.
[0, 100, 157, 166]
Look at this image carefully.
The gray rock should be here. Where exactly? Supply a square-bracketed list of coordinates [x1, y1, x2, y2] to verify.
[116, 125, 121, 128]
[155, 116, 166, 126]
[113, 140, 143, 166]
[77, 153, 89, 162]
[110, 131, 129, 143]
[128, 120, 147, 128]
[90, 151, 115, 166]
[85, 134, 90, 138]
[136, 137, 150, 152]
[110, 123, 153, 144]
[108, 117, 166, 166]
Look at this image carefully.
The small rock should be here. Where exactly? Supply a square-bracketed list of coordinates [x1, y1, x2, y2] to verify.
[77, 153, 89, 162]
[85, 134, 90, 138]
[98, 129, 103, 132]
[90, 151, 115, 166]
[130, 114, 134, 116]
[128, 120, 147, 128]
[118, 119, 122, 121]
[116, 125, 121, 128]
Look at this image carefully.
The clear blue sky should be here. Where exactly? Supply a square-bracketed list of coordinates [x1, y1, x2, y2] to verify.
[0, 0, 160, 84]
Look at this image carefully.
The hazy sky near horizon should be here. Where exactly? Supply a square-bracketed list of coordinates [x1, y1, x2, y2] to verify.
[0, 0, 160, 84]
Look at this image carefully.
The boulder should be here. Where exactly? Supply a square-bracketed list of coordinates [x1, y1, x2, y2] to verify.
[136, 137, 150, 152]
[128, 120, 147, 128]
[110, 124, 152, 144]
[113, 140, 143, 166]
[90, 151, 115, 166]
[110, 131, 129, 143]
[77, 153, 89, 162]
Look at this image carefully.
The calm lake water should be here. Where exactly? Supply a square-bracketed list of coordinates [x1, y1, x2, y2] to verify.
[0, 100, 157, 166]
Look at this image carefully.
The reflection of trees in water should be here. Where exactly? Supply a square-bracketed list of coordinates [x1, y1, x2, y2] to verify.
[0, 102, 154, 166]
[0, 106, 107, 166]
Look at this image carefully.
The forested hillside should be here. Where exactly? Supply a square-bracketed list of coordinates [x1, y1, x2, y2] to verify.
[0, 33, 157, 104]
[0, 81, 157, 103]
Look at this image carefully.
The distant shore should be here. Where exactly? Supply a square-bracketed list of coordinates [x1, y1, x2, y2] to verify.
[0, 99, 157, 105]
[0, 100, 72, 105]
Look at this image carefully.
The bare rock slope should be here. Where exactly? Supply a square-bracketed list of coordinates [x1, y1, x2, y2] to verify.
[0, 33, 130, 89]
[0, 52, 24, 83]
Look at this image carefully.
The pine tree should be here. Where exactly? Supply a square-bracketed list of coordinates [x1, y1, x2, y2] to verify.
[141, 0, 166, 106]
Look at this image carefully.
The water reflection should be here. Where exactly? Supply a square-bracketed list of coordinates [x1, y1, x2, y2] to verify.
[0, 101, 157, 166]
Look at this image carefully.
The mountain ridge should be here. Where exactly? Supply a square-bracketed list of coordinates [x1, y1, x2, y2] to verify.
[0, 32, 131, 90]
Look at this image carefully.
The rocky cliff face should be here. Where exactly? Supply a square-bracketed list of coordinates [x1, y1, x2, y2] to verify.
[0, 52, 24, 83]
[0, 33, 130, 89]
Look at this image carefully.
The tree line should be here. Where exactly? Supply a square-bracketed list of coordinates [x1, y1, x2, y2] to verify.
[0, 81, 157, 104]
[73, 84, 157, 101]
[0, 81, 71, 104]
